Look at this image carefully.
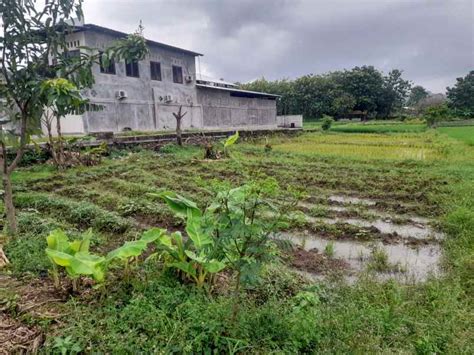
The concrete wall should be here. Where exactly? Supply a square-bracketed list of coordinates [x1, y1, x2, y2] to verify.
[60, 29, 278, 134]
[79, 30, 200, 133]
[196, 88, 277, 130]
[277, 115, 303, 128]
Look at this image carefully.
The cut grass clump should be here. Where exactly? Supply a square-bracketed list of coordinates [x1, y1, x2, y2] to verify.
[15, 192, 132, 233]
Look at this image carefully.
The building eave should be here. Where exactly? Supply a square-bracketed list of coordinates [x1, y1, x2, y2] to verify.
[196, 84, 281, 99]
[74, 24, 203, 57]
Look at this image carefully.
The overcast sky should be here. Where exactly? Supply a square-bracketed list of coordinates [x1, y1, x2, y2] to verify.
[83, 0, 473, 93]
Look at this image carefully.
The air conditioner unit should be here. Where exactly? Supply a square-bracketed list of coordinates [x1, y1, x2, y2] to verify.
[116, 90, 127, 100]
[164, 94, 173, 103]
[185, 75, 193, 83]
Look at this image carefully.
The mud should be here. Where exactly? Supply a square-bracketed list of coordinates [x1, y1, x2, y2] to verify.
[280, 232, 442, 282]
[312, 217, 443, 241]
[288, 247, 350, 274]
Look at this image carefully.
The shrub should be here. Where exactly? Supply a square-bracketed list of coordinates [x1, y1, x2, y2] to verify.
[321, 115, 334, 131]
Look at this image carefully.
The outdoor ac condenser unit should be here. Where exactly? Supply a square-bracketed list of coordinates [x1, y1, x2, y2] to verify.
[116, 90, 127, 100]
[185, 75, 193, 83]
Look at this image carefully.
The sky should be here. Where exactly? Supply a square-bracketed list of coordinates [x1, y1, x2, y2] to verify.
[82, 0, 474, 93]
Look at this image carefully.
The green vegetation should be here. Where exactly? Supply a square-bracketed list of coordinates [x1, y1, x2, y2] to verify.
[241, 66, 411, 119]
[1, 129, 473, 353]
[438, 126, 474, 146]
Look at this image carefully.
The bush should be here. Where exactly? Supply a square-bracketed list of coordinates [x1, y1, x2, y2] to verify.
[321, 115, 334, 131]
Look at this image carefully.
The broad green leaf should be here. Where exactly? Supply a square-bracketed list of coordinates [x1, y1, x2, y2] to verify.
[155, 233, 173, 248]
[185, 209, 212, 249]
[224, 131, 239, 148]
[169, 261, 196, 278]
[79, 229, 93, 252]
[203, 260, 226, 273]
[106, 240, 147, 262]
[160, 191, 201, 218]
[46, 229, 69, 252]
[141, 228, 165, 243]
[67, 252, 105, 282]
[184, 250, 204, 263]
[46, 249, 74, 267]
[69, 240, 82, 254]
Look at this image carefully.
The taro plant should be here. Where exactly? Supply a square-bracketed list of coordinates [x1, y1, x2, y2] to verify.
[154, 178, 300, 320]
[153, 192, 226, 287]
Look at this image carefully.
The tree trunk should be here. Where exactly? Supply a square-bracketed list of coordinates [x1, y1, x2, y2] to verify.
[45, 117, 59, 166]
[3, 172, 16, 235]
[56, 114, 65, 168]
[231, 270, 241, 323]
[176, 117, 182, 146]
[173, 106, 187, 147]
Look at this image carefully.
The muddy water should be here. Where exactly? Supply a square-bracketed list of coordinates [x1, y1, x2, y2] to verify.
[328, 195, 377, 206]
[299, 199, 443, 240]
[313, 217, 443, 240]
[281, 232, 442, 282]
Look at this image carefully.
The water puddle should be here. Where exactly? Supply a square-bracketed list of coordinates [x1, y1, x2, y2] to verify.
[328, 194, 377, 206]
[311, 217, 443, 240]
[280, 232, 442, 282]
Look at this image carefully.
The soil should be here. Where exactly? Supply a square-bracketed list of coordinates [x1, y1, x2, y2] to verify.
[288, 246, 350, 274]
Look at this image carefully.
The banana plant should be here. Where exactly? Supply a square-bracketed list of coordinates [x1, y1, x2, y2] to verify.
[106, 228, 165, 278]
[45, 228, 164, 290]
[223, 131, 239, 157]
[155, 192, 226, 287]
[45, 229, 105, 290]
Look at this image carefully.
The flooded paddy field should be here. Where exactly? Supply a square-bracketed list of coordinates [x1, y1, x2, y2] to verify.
[2, 130, 473, 352]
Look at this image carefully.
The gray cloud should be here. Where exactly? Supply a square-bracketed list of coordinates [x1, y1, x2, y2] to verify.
[84, 0, 473, 92]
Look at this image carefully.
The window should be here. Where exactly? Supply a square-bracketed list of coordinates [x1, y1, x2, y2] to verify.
[172, 65, 183, 84]
[64, 49, 80, 59]
[126, 60, 140, 78]
[99, 52, 116, 74]
[150, 61, 162, 81]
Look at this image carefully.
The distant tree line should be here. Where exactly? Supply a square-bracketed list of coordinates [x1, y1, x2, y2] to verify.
[239, 66, 411, 119]
[240, 67, 474, 120]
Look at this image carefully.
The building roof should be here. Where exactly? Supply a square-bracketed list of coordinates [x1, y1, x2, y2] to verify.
[73, 23, 203, 57]
[196, 75, 238, 88]
[196, 83, 280, 99]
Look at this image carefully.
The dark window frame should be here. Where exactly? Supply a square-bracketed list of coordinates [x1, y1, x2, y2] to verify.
[150, 61, 162, 81]
[99, 52, 116, 75]
[126, 60, 140, 78]
[172, 65, 183, 84]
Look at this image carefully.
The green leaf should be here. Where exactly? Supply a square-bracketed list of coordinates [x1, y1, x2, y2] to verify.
[141, 228, 165, 243]
[185, 209, 212, 249]
[106, 240, 147, 262]
[224, 131, 239, 148]
[159, 191, 201, 219]
[203, 260, 226, 273]
[46, 229, 70, 252]
[46, 249, 74, 267]
[66, 252, 105, 282]
[169, 261, 196, 278]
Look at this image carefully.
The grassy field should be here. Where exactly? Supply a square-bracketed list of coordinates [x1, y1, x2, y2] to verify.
[1, 129, 473, 352]
[438, 126, 474, 146]
[304, 119, 427, 133]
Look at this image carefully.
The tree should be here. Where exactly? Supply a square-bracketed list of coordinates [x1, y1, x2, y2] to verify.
[446, 71, 474, 117]
[40, 78, 87, 168]
[377, 69, 412, 117]
[407, 85, 429, 107]
[0, 0, 149, 235]
[172, 106, 187, 146]
[0, 0, 82, 235]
